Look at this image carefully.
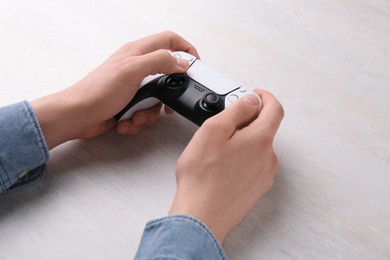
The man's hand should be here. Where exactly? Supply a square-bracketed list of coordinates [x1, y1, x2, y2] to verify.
[169, 89, 284, 244]
[31, 31, 199, 149]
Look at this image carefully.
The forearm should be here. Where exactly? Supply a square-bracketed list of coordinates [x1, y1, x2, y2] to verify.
[30, 89, 82, 149]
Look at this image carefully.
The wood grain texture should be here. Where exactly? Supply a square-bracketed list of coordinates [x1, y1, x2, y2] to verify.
[0, 1, 389, 259]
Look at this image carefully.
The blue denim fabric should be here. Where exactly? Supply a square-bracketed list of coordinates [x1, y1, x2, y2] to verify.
[135, 215, 226, 260]
[0, 101, 49, 193]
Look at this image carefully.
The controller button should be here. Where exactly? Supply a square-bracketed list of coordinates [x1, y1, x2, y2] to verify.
[165, 75, 186, 89]
[173, 53, 195, 63]
[239, 86, 247, 93]
[227, 94, 239, 102]
[202, 94, 221, 110]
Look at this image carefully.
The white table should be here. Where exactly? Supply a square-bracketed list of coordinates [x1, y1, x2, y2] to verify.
[1, 1, 389, 259]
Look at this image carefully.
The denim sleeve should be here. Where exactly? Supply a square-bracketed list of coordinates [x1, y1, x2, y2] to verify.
[135, 215, 226, 260]
[0, 101, 49, 193]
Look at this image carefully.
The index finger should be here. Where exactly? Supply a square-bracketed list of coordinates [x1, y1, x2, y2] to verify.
[120, 31, 200, 58]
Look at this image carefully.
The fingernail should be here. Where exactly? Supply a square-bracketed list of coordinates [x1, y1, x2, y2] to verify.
[242, 93, 260, 105]
[175, 57, 189, 69]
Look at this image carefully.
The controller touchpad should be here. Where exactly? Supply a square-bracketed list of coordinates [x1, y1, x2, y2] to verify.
[187, 60, 242, 95]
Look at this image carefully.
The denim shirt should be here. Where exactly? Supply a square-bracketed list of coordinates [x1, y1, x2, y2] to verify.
[0, 101, 226, 259]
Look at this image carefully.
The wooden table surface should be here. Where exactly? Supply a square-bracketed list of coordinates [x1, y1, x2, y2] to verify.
[1, 1, 389, 259]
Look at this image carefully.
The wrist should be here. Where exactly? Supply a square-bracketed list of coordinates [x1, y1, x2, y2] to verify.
[168, 191, 229, 244]
[30, 88, 87, 149]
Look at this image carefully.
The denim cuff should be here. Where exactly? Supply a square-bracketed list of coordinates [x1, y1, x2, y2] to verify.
[0, 101, 49, 193]
[135, 215, 226, 260]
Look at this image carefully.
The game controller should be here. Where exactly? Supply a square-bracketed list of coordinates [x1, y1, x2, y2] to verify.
[115, 51, 262, 126]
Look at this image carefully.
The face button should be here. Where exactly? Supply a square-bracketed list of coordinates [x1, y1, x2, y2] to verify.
[227, 94, 239, 103]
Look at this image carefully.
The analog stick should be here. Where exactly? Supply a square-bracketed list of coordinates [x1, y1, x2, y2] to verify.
[201, 93, 221, 111]
[165, 75, 186, 89]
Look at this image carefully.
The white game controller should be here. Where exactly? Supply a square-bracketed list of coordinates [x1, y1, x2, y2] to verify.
[115, 51, 262, 126]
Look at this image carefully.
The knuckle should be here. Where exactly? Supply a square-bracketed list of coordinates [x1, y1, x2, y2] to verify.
[265, 177, 274, 191]
[272, 154, 280, 173]
[263, 155, 279, 190]
[152, 49, 178, 73]
[259, 130, 275, 148]
[160, 31, 179, 42]
[202, 117, 221, 131]
[117, 42, 131, 52]
[155, 48, 168, 55]
[155, 49, 172, 59]
[155, 49, 176, 64]
[267, 92, 284, 120]
[165, 30, 178, 37]
[162, 30, 177, 37]
[123, 41, 133, 49]
[202, 117, 229, 134]
[276, 101, 285, 120]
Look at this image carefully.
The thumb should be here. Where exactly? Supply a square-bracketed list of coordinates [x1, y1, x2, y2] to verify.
[203, 93, 261, 140]
[136, 49, 189, 76]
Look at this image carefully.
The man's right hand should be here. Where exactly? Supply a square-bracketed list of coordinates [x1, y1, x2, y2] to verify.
[169, 89, 284, 244]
